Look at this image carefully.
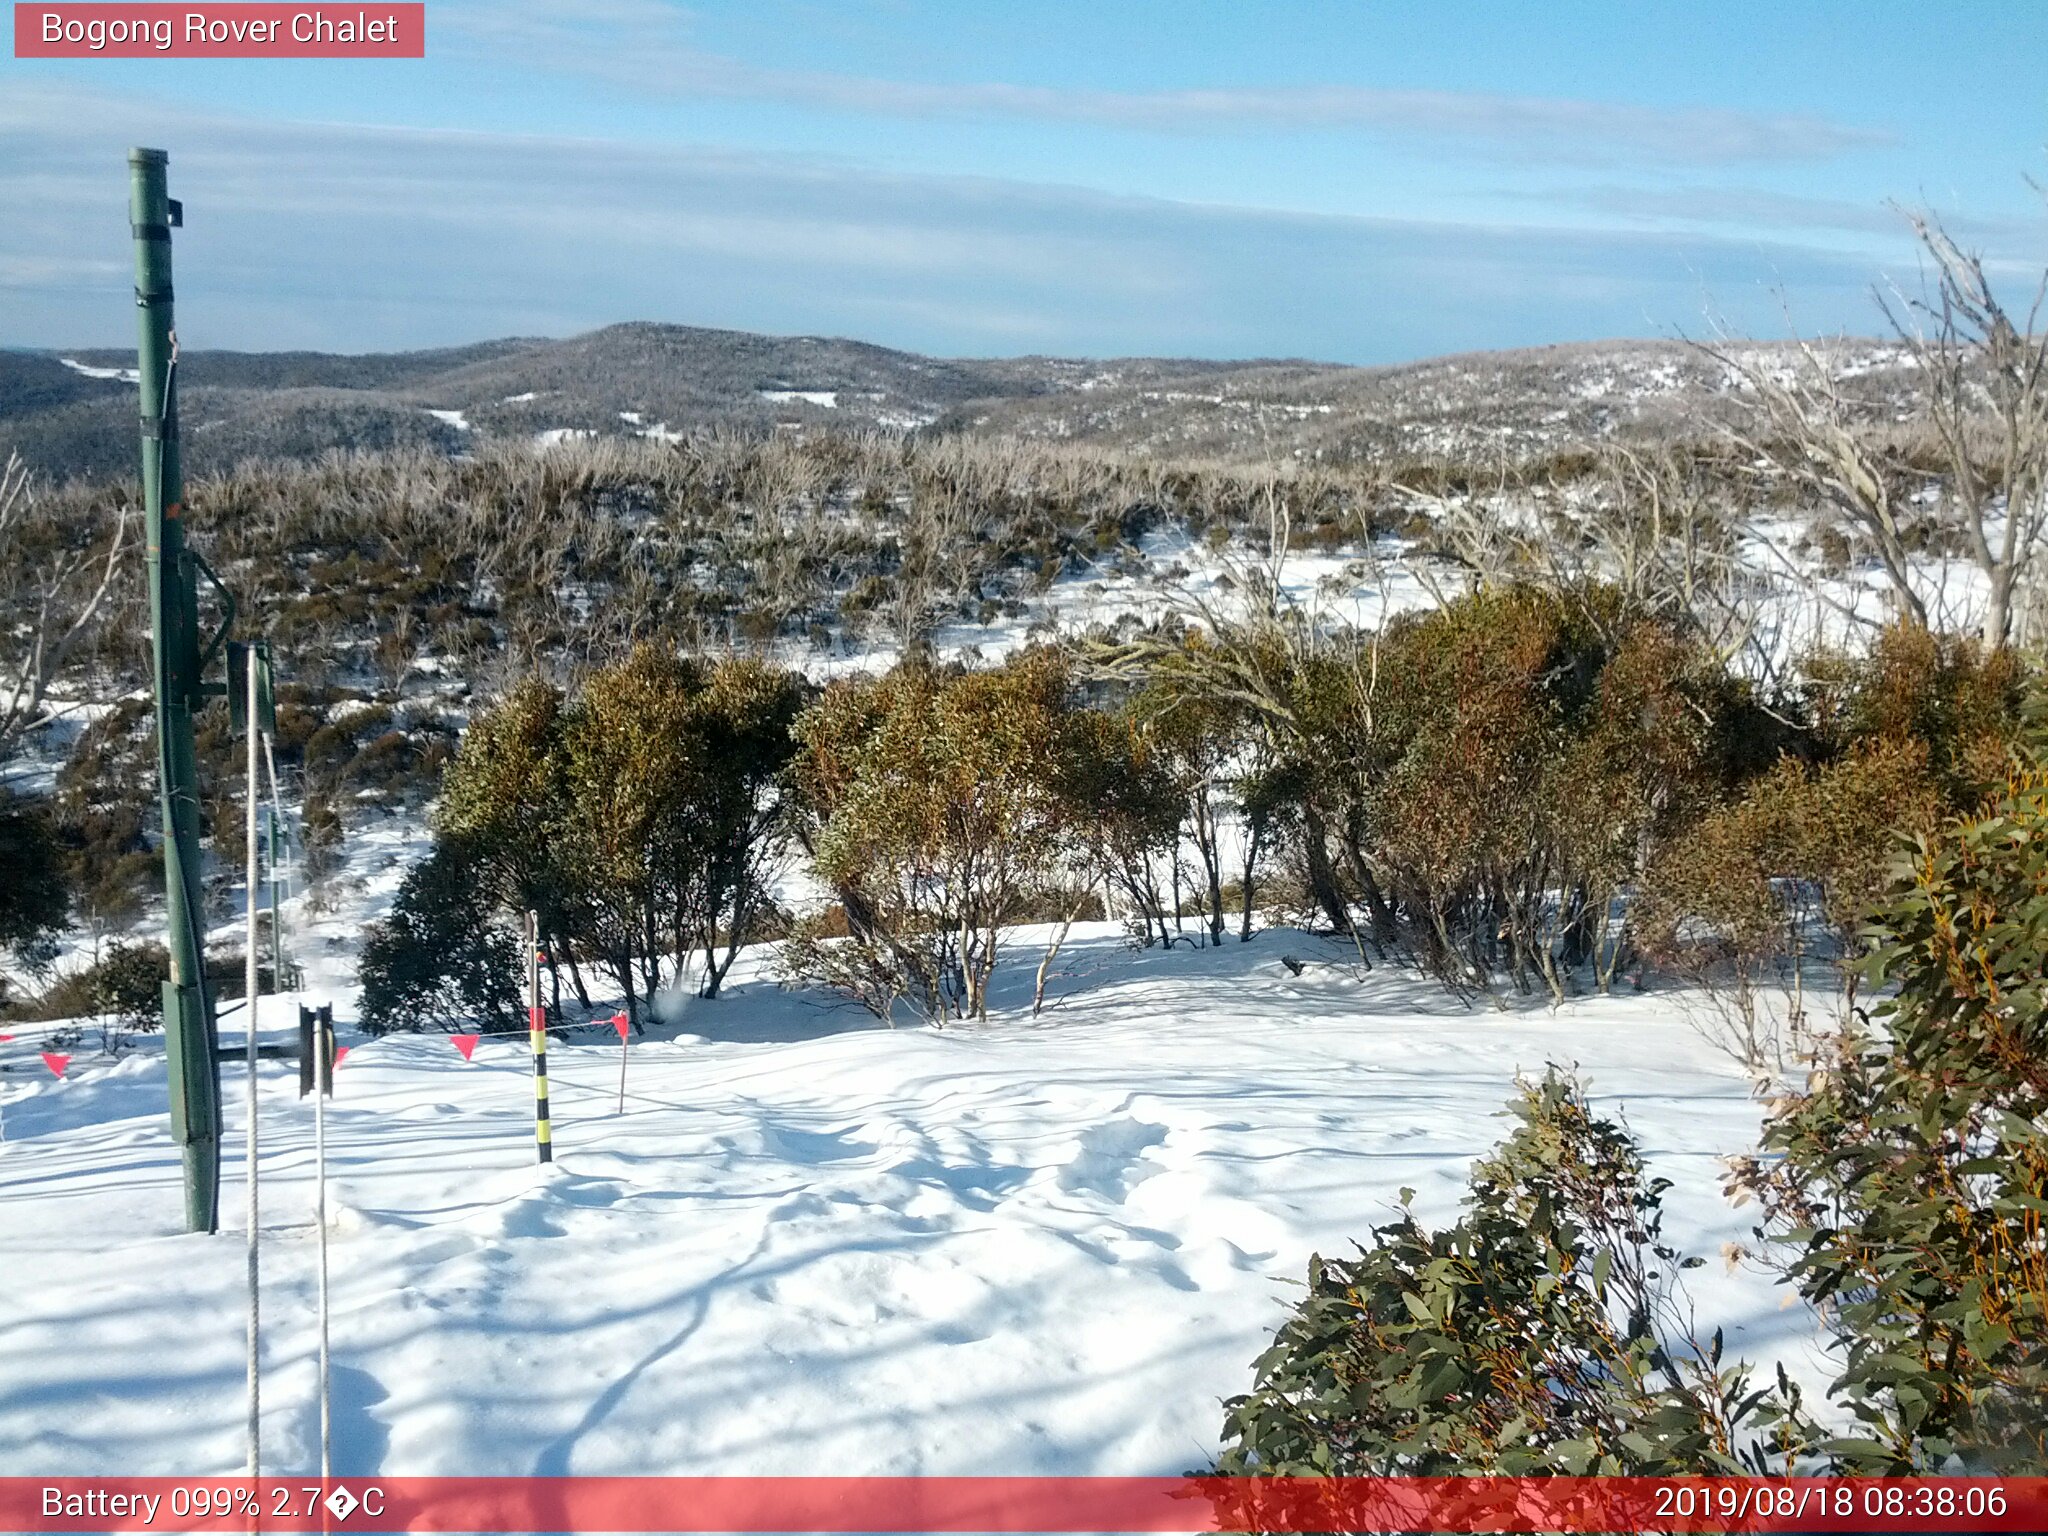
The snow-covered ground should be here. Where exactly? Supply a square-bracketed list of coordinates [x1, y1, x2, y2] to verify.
[0, 920, 1829, 1479]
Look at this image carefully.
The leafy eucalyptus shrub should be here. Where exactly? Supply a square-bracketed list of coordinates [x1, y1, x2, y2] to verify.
[1217, 1071, 1807, 1476]
[783, 651, 1095, 1023]
[357, 836, 523, 1035]
[0, 788, 70, 984]
[1731, 761, 2048, 1471]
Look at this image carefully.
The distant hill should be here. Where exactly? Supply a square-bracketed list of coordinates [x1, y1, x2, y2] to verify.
[0, 324, 1915, 483]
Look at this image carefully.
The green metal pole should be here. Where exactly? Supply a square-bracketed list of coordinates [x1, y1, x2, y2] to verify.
[131, 147, 221, 1234]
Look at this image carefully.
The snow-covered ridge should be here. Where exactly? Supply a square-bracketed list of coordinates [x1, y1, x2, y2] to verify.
[58, 357, 140, 385]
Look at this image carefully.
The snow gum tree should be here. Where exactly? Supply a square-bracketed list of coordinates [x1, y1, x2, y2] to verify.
[1221, 752, 2048, 1479]
[786, 651, 1096, 1023]
[1715, 208, 2048, 648]
[433, 676, 594, 1012]
[366, 650, 803, 1029]
[676, 659, 808, 999]
[1056, 704, 1182, 950]
[560, 646, 704, 1023]
[358, 836, 523, 1035]
[1130, 657, 1251, 949]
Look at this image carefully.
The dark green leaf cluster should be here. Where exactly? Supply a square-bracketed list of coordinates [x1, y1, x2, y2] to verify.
[1639, 626, 2026, 981]
[359, 836, 523, 1035]
[1737, 759, 2048, 1471]
[1218, 1070, 1805, 1477]
[0, 788, 70, 985]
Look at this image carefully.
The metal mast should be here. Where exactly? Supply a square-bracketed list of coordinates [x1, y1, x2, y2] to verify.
[131, 147, 223, 1234]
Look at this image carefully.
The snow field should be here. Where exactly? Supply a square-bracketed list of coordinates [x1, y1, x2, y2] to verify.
[0, 925, 1831, 1479]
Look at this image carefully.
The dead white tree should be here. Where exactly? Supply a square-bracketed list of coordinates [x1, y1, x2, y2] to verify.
[1878, 209, 2048, 648]
[0, 453, 131, 760]
[1707, 333, 1931, 634]
[1707, 207, 2048, 648]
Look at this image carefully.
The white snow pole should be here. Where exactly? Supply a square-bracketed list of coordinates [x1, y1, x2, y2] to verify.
[314, 1009, 332, 1482]
[244, 649, 262, 1481]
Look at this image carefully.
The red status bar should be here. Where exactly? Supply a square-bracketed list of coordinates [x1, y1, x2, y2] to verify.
[10, 1476, 2048, 1533]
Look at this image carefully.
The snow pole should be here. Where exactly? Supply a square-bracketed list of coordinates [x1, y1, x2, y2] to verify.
[526, 911, 553, 1164]
[243, 642, 262, 1481]
[132, 147, 223, 1235]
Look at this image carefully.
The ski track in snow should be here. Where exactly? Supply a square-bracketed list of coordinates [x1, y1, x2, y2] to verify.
[0, 921, 1827, 1478]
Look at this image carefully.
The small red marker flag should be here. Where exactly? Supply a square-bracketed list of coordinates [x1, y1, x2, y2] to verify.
[41, 1052, 70, 1079]
[612, 1012, 631, 1039]
[450, 1033, 480, 1062]
[0, 1032, 15, 1041]
[333, 1045, 351, 1068]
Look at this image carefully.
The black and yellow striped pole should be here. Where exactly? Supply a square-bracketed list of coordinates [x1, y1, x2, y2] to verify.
[525, 909, 553, 1163]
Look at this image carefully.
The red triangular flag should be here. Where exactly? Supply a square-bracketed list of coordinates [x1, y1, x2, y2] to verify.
[450, 1033, 480, 1062]
[41, 1052, 70, 1079]
[333, 1045, 351, 1068]
[612, 1012, 630, 1039]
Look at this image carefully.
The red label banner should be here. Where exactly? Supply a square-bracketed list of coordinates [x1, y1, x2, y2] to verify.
[5, 1476, 2047, 1533]
[14, 5, 425, 58]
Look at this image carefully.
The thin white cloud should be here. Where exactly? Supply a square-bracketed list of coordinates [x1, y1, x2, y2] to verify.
[0, 80, 1892, 358]
[439, 0, 1890, 166]
[1537, 183, 2044, 247]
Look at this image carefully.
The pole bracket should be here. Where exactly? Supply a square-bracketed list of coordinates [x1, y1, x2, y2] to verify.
[187, 548, 238, 681]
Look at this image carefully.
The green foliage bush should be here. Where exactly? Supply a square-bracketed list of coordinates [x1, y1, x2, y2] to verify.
[1224, 749, 2048, 1481]
[53, 699, 159, 920]
[1217, 1071, 1802, 1475]
[1637, 739, 1944, 979]
[1114, 585, 1743, 996]
[1807, 624, 2026, 806]
[80, 940, 171, 1029]
[785, 650, 1102, 1021]
[0, 789, 70, 983]
[5, 940, 192, 1048]
[358, 837, 523, 1035]
[422, 648, 805, 1025]
[1732, 760, 2048, 1470]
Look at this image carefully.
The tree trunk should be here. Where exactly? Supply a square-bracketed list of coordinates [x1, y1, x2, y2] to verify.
[1239, 805, 1268, 941]
[1301, 804, 1352, 935]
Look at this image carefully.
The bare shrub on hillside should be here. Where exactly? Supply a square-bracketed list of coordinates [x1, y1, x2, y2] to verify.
[0, 453, 130, 760]
[1707, 206, 2048, 648]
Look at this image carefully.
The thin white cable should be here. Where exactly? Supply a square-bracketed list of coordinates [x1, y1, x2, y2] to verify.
[244, 654, 262, 1484]
[315, 1009, 332, 1482]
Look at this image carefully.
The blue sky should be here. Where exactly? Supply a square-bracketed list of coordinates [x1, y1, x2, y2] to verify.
[5, 0, 2045, 360]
